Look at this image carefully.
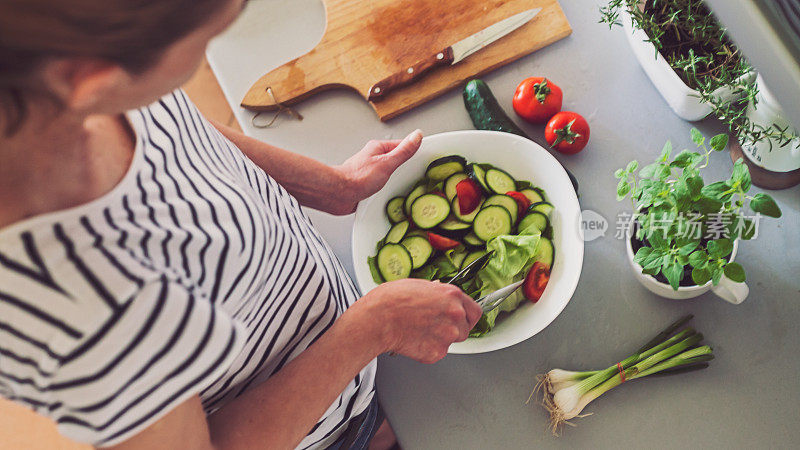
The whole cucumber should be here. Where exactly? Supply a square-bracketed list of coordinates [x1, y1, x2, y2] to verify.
[463, 79, 579, 194]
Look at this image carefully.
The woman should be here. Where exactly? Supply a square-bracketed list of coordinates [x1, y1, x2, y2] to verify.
[0, 0, 482, 449]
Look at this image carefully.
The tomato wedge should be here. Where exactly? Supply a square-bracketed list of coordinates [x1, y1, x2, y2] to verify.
[427, 232, 461, 251]
[455, 179, 482, 215]
[523, 262, 550, 302]
[505, 191, 531, 214]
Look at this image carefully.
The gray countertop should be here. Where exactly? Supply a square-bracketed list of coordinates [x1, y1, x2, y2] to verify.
[207, 1, 800, 448]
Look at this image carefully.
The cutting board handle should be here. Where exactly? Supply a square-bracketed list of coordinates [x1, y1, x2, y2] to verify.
[241, 49, 346, 111]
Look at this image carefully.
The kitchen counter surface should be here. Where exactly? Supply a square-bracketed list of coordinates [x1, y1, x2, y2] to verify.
[207, 1, 800, 448]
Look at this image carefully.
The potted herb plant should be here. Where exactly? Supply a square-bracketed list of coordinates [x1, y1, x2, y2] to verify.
[601, 0, 800, 188]
[614, 129, 782, 304]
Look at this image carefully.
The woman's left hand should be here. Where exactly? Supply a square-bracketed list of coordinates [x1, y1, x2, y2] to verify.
[333, 130, 423, 214]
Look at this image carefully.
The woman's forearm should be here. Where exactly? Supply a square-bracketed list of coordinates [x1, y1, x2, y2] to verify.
[206, 307, 387, 450]
[211, 121, 355, 214]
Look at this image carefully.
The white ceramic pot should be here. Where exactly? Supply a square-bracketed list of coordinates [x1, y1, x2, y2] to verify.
[739, 74, 800, 172]
[621, 9, 755, 122]
[625, 218, 749, 304]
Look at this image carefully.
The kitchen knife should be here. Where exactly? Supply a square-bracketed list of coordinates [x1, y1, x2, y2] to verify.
[368, 8, 542, 102]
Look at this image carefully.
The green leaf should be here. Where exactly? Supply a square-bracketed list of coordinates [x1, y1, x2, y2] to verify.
[633, 246, 653, 266]
[657, 164, 673, 181]
[709, 133, 729, 152]
[367, 256, 383, 284]
[614, 168, 625, 179]
[708, 238, 733, 259]
[639, 163, 660, 179]
[694, 197, 722, 214]
[660, 141, 673, 161]
[617, 180, 632, 200]
[663, 261, 684, 291]
[750, 193, 782, 218]
[690, 128, 705, 146]
[678, 241, 699, 256]
[688, 250, 708, 268]
[711, 264, 724, 285]
[691, 266, 711, 285]
[724, 262, 746, 283]
[685, 175, 704, 200]
[626, 160, 639, 173]
[701, 181, 732, 201]
[671, 150, 699, 168]
[730, 159, 751, 192]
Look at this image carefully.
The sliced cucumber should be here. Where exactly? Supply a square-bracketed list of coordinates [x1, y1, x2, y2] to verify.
[385, 220, 410, 243]
[485, 168, 516, 195]
[520, 188, 544, 205]
[472, 205, 512, 241]
[462, 250, 488, 269]
[376, 244, 412, 281]
[410, 194, 451, 229]
[426, 156, 467, 182]
[468, 163, 491, 193]
[404, 184, 426, 216]
[444, 173, 469, 200]
[463, 232, 484, 246]
[530, 201, 554, 218]
[406, 229, 428, 238]
[483, 194, 519, 223]
[385, 197, 406, 224]
[533, 237, 555, 269]
[438, 217, 471, 235]
[450, 248, 468, 269]
[452, 197, 483, 223]
[400, 235, 433, 269]
[519, 211, 548, 234]
[533, 187, 547, 202]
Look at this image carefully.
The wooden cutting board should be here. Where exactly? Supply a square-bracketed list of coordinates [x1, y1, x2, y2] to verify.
[241, 0, 571, 121]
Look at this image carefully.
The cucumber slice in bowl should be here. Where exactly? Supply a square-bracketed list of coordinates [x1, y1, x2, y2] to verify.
[520, 188, 544, 205]
[530, 201, 554, 218]
[404, 184, 427, 216]
[462, 250, 488, 269]
[483, 194, 519, 223]
[463, 232, 484, 247]
[472, 205, 512, 241]
[452, 197, 483, 223]
[533, 237, 555, 268]
[468, 163, 491, 193]
[484, 168, 516, 195]
[400, 235, 433, 269]
[384, 220, 410, 244]
[385, 196, 406, 224]
[425, 155, 467, 182]
[444, 173, 469, 200]
[410, 194, 451, 229]
[376, 243, 413, 281]
[519, 211, 548, 234]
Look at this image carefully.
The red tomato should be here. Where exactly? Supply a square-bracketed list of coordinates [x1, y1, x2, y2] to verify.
[455, 179, 482, 215]
[522, 262, 550, 302]
[545, 111, 590, 154]
[427, 232, 461, 251]
[513, 77, 563, 124]
[505, 191, 531, 215]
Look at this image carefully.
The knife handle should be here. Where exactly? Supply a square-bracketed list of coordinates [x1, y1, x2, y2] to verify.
[368, 47, 455, 102]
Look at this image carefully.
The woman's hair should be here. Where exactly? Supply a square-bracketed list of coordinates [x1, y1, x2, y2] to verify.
[0, 0, 225, 135]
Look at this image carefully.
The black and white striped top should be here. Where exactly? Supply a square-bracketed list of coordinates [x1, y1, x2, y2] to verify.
[0, 90, 375, 448]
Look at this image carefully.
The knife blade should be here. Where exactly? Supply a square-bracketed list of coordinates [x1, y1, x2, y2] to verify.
[368, 8, 542, 102]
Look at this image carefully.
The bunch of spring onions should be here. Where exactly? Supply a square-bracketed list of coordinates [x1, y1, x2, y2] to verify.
[531, 315, 713, 434]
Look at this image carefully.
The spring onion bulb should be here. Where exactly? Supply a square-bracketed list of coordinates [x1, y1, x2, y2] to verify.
[531, 315, 713, 435]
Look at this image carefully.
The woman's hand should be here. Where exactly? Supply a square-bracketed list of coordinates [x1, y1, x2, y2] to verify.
[346, 279, 483, 364]
[333, 130, 423, 214]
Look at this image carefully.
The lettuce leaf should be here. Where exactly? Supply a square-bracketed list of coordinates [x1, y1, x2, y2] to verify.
[470, 231, 541, 337]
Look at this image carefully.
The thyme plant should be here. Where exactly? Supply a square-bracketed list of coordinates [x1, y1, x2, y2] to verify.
[601, 0, 800, 151]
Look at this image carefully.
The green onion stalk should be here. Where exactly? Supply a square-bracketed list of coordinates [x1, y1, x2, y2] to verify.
[531, 315, 713, 434]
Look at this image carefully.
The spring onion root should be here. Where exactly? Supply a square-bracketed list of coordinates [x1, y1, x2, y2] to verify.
[532, 315, 712, 435]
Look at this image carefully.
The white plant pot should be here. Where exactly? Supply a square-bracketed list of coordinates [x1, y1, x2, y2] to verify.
[625, 218, 749, 304]
[739, 74, 800, 172]
[621, 9, 755, 122]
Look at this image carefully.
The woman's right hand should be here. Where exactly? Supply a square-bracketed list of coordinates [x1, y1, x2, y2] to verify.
[349, 279, 483, 364]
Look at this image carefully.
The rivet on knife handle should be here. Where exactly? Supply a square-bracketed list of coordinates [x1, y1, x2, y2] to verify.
[368, 47, 455, 102]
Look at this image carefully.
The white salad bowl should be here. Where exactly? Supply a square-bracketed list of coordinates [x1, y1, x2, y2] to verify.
[351, 130, 583, 354]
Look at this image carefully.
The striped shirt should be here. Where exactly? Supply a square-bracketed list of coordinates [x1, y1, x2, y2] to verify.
[0, 90, 376, 448]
